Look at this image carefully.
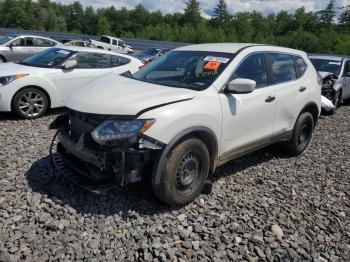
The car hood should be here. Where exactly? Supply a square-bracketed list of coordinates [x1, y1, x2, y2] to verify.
[66, 73, 196, 116]
[0, 62, 50, 76]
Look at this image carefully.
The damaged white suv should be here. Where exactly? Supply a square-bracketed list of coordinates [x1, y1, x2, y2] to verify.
[50, 43, 321, 207]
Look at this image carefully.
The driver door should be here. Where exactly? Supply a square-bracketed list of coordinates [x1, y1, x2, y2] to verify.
[54, 52, 113, 105]
[219, 53, 276, 160]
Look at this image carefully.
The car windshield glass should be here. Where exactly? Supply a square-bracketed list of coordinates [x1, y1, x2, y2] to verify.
[0, 35, 15, 45]
[143, 48, 160, 55]
[131, 51, 235, 91]
[20, 48, 74, 68]
[310, 58, 342, 76]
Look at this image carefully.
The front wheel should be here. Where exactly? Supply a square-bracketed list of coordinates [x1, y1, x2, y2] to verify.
[153, 138, 210, 207]
[283, 112, 314, 156]
[12, 88, 49, 119]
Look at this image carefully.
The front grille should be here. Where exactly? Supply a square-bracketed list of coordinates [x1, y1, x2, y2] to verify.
[68, 110, 106, 142]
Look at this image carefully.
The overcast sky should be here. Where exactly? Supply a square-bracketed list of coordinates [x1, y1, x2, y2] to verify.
[58, 0, 348, 17]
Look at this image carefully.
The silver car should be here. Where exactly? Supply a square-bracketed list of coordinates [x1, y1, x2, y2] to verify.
[0, 35, 61, 63]
[309, 54, 350, 112]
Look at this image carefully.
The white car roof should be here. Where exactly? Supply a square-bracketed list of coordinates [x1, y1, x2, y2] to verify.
[13, 35, 59, 43]
[175, 43, 306, 56]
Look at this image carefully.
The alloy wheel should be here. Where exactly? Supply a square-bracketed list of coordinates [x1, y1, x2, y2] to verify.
[18, 91, 45, 117]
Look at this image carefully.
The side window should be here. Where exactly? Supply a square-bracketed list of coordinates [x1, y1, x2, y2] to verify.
[269, 53, 296, 84]
[75, 52, 111, 69]
[24, 37, 34, 46]
[231, 53, 268, 88]
[111, 55, 131, 67]
[112, 39, 117, 46]
[34, 38, 56, 47]
[11, 38, 25, 46]
[294, 56, 307, 77]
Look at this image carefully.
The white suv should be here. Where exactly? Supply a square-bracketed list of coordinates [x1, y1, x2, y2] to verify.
[51, 43, 321, 207]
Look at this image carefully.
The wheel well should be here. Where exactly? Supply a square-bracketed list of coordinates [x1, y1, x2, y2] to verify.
[11, 86, 51, 109]
[300, 103, 319, 125]
[177, 130, 218, 173]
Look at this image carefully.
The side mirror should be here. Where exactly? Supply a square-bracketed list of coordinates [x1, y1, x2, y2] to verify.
[61, 59, 77, 70]
[226, 78, 256, 94]
[8, 42, 14, 48]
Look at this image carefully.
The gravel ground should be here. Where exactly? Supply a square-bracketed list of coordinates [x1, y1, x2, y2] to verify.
[0, 105, 349, 262]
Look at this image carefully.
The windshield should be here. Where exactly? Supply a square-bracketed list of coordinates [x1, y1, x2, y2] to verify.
[310, 58, 342, 76]
[20, 48, 74, 68]
[143, 48, 160, 55]
[0, 35, 15, 45]
[131, 51, 235, 91]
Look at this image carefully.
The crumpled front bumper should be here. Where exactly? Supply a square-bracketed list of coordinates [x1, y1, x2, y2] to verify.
[50, 113, 164, 188]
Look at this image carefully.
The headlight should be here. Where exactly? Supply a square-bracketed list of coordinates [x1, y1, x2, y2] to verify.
[0, 74, 29, 86]
[91, 119, 155, 145]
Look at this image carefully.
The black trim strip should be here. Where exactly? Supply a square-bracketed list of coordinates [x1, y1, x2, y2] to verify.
[136, 98, 193, 117]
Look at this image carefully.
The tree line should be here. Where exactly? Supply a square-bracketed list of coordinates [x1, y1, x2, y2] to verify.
[0, 0, 349, 54]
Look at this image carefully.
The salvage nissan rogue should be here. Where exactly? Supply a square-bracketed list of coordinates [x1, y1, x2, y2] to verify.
[50, 43, 321, 207]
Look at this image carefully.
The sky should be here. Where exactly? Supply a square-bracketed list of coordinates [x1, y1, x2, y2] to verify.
[58, 0, 349, 17]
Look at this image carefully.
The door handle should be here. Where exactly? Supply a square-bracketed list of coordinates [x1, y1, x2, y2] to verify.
[265, 96, 276, 103]
[299, 86, 307, 92]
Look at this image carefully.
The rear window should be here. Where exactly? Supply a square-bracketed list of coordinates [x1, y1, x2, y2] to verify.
[269, 53, 296, 84]
[294, 56, 307, 77]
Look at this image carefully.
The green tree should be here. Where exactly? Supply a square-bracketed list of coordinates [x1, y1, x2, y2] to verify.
[317, 0, 336, 28]
[211, 0, 230, 25]
[183, 0, 202, 26]
[340, 4, 350, 26]
[96, 16, 110, 35]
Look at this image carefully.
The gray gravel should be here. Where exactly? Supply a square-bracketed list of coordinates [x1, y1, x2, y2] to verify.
[0, 106, 349, 262]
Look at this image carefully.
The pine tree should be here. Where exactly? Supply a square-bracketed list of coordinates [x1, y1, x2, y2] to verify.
[183, 0, 201, 26]
[212, 0, 230, 23]
[317, 0, 336, 27]
[340, 4, 350, 26]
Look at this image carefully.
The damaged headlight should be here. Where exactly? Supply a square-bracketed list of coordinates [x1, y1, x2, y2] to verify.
[91, 119, 155, 145]
[0, 74, 29, 86]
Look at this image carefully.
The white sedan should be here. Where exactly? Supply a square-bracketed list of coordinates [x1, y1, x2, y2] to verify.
[0, 46, 143, 118]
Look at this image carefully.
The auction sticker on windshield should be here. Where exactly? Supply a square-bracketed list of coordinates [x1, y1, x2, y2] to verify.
[204, 61, 221, 70]
[204, 56, 230, 63]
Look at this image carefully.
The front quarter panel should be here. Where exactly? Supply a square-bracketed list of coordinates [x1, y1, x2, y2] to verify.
[0, 74, 60, 112]
[139, 93, 222, 150]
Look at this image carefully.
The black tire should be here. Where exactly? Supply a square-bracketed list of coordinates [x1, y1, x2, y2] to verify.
[0, 56, 6, 63]
[153, 138, 210, 207]
[283, 112, 314, 156]
[330, 90, 342, 115]
[12, 88, 49, 119]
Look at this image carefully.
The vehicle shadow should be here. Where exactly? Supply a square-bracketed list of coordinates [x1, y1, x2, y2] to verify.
[0, 108, 65, 121]
[26, 145, 290, 217]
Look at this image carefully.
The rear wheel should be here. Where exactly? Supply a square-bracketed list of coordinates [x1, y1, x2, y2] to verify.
[12, 88, 48, 119]
[283, 112, 314, 156]
[153, 138, 210, 207]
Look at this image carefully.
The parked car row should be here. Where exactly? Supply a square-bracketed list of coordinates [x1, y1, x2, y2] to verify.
[0, 40, 348, 207]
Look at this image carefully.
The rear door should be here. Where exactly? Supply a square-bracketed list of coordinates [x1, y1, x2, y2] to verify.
[54, 52, 113, 105]
[270, 53, 309, 137]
